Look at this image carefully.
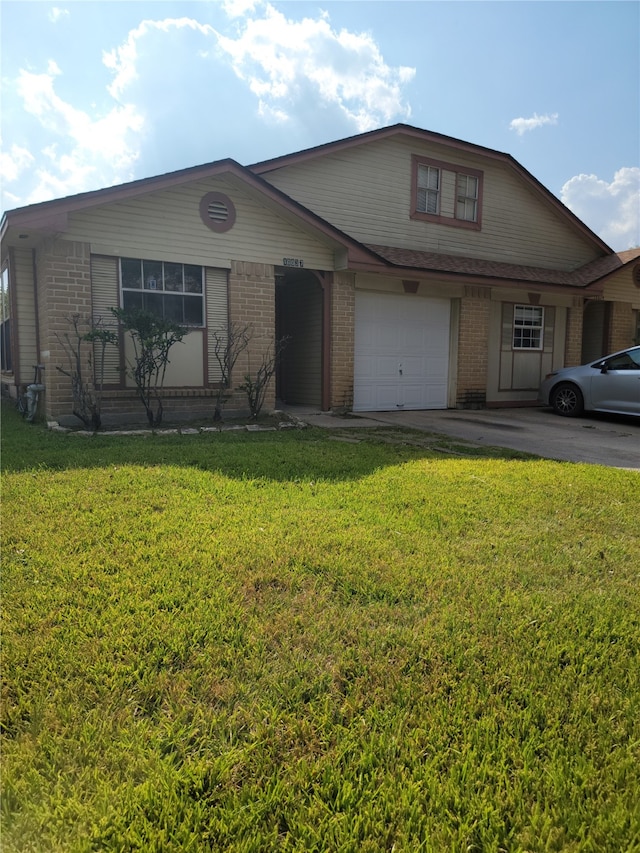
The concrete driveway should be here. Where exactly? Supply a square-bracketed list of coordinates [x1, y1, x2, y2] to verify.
[286, 404, 639, 469]
[351, 407, 640, 470]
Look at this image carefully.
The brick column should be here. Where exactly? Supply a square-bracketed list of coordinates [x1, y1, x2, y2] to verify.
[564, 297, 585, 366]
[36, 238, 92, 418]
[330, 272, 355, 410]
[456, 286, 491, 408]
[228, 260, 275, 413]
[607, 301, 634, 352]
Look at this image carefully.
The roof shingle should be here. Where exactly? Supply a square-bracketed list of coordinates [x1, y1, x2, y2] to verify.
[364, 244, 640, 288]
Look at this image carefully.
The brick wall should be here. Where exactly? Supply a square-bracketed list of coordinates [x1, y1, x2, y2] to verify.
[96, 388, 220, 427]
[608, 301, 634, 352]
[565, 297, 585, 366]
[456, 286, 490, 408]
[227, 260, 276, 412]
[330, 272, 355, 410]
[36, 238, 93, 418]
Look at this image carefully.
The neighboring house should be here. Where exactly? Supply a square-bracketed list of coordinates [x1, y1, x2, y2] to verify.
[1, 124, 639, 423]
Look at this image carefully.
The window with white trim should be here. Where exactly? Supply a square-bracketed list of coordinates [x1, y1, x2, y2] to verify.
[120, 258, 204, 326]
[416, 164, 440, 215]
[456, 174, 479, 222]
[513, 305, 544, 349]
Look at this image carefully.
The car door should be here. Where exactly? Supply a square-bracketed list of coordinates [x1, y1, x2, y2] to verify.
[590, 350, 640, 414]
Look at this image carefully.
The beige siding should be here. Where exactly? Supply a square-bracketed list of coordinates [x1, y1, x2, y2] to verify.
[260, 135, 601, 270]
[64, 177, 336, 271]
[602, 266, 640, 308]
[14, 248, 38, 381]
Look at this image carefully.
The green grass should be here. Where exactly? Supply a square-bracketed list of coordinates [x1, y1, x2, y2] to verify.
[2, 402, 639, 852]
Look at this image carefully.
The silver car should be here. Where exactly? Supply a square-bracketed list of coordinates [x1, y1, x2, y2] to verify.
[540, 345, 640, 417]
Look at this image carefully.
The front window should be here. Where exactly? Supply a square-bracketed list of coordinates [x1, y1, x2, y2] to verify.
[513, 305, 544, 349]
[416, 164, 440, 215]
[120, 258, 204, 326]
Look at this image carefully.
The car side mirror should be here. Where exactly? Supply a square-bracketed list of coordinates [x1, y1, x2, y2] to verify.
[600, 365, 609, 374]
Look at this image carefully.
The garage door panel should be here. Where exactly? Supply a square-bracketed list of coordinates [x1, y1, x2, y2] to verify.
[402, 383, 427, 409]
[401, 355, 425, 379]
[375, 357, 401, 379]
[425, 355, 449, 379]
[354, 357, 375, 380]
[375, 386, 401, 409]
[354, 292, 450, 412]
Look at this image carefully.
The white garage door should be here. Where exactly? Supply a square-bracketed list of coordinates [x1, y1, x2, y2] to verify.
[354, 291, 451, 412]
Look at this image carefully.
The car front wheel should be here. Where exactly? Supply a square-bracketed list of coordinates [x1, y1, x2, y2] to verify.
[551, 382, 584, 417]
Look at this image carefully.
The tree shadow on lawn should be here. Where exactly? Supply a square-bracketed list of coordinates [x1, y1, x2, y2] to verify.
[1, 399, 542, 482]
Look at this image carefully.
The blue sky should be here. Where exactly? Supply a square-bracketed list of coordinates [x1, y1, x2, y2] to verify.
[1, 0, 638, 250]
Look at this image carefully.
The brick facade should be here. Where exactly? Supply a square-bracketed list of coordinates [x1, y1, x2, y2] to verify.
[565, 297, 585, 366]
[40, 248, 282, 424]
[29, 239, 635, 426]
[227, 259, 276, 413]
[456, 286, 491, 408]
[608, 301, 634, 353]
[36, 238, 93, 419]
[330, 272, 355, 410]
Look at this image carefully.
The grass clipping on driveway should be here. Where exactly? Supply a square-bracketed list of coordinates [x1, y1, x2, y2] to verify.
[2, 406, 639, 852]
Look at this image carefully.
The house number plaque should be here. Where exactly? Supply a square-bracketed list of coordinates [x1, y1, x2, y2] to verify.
[282, 258, 304, 268]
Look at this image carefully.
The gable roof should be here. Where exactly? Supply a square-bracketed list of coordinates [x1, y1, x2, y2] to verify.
[0, 158, 381, 266]
[250, 123, 613, 255]
[2, 124, 625, 292]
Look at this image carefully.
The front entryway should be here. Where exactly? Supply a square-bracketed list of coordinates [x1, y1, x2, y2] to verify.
[353, 291, 451, 412]
[582, 300, 610, 362]
[276, 270, 324, 407]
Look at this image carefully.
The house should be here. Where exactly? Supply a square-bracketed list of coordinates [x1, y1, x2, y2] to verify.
[1, 124, 639, 424]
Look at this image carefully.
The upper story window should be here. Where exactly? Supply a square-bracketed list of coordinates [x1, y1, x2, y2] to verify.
[120, 258, 204, 326]
[416, 164, 440, 215]
[411, 155, 483, 230]
[513, 305, 544, 350]
[456, 174, 479, 222]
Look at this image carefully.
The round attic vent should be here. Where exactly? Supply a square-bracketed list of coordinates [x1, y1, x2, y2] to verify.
[199, 191, 236, 233]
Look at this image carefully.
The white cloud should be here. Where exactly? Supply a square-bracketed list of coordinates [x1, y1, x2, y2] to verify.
[0, 143, 35, 183]
[4, 4, 415, 209]
[216, 3, 415, 130]
[221, 0, 260, 18]
[10, 66, 143, 204]
[561, 167, 640, 251]
[102, 17, 217, 100]
[102, 6, 415, 132]
[49, 7, 69, 24]
[510, 112, 559, 136]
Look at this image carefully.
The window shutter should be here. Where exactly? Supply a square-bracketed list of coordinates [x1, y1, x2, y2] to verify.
[206, 267, 229, 383]
[90, 255, 121, 385]
[543, 306, 555, 351]
[501, 302, 513, 350]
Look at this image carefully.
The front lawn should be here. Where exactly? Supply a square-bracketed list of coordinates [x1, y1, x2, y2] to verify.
[2, 404, 639, 852]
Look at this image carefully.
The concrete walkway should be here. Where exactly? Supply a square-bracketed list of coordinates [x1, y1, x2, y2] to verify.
[289, 406, 640, 470]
